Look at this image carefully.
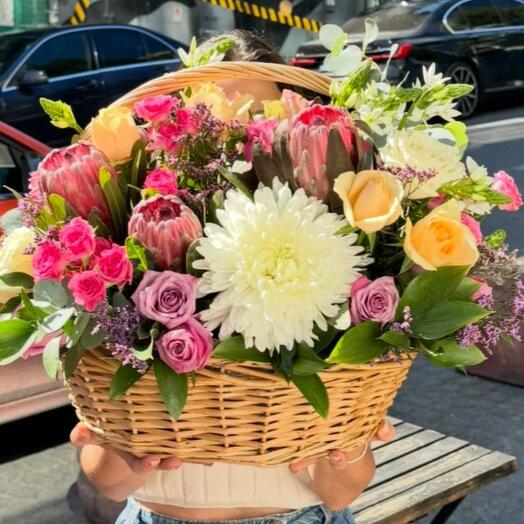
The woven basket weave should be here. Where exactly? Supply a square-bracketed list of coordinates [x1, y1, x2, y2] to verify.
[68, 62, 414, 466]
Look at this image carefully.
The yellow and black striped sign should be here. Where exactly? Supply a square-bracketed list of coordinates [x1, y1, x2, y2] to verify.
[201, 0, 322, 32]
[70, 0, 91, 25]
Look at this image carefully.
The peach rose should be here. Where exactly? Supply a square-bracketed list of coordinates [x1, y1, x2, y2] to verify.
[334, 170, 404, 234]
[91, 106, 142, 163]
[182, 83, 254, 123]
[404, 200, 479, 271]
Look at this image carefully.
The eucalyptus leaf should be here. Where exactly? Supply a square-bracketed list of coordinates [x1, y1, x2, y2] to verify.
[291, 373, 329, 419]
[0, 209, 23, 235]
[80, 318, 107, 350]
[109, 364, 144, 400]
[69, 312, 91, 347]
[154, 360, 188, 420]
[40, 307, 75, 333]
[42, 336, 61, 379]
[33, 279, 70, 308]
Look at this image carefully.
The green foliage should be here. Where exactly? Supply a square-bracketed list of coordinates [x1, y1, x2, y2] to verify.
[439, 178, 510, 206]
[80, 318, 107, 350]
[291, 374, 329, 419]
[213, 336, 270, 363]
[185, 240, 204, 277]
[99, 166, 128, 240]
[0, 296, 21, 314]
[216, 166, 253, 200]
[444, 121, 468, 153]
[0, 272, 34, 290]
[421, 339, 486, 368]
[154, 360, 188, 420]
[328, 321, 389, 364]
[125, 237, 150, 273]
[63, 343, 87, 379]
[293, 344, 329, 375]
[484, 229, 507, 249]
[0, 319, 35, 363]
[33, 279, 71, 308]
[109, 364, 144, 400]
[379, 330, 410, 350]
[40, 307, 75, 333]
[42, 336, 61, 379]
[39, 98, 83, 134]
[178, 36, 235, 68]
[88, 212, 112, 238]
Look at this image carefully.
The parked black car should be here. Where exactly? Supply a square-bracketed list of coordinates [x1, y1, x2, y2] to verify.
[0, 24, 184, 146]
[292, 0, 524, 117]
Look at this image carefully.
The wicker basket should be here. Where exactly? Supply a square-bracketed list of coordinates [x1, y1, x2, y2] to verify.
[67, 62, 414, 466]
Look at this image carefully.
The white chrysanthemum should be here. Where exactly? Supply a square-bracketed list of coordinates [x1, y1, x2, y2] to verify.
[194, 181, 370, 353]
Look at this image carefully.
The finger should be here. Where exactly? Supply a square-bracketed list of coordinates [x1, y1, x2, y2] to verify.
[289, 458, 316, 475]
[373, 420, 396, 443]
[157, 457, 182, 470]
[201, 462, 213, 467]
[70, 423, 93, 448]
[130, 455, 163, 475]
[328, 450, 348, 471]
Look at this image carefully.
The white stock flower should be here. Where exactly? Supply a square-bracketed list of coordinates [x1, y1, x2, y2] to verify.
[380, 129, 465, 199]
[195, 181, 370, 353]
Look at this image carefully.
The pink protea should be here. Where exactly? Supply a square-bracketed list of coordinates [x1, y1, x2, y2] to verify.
[288, 105, 358, 201]
[128, 195, 202, 270]
[35, 142, 116, 223]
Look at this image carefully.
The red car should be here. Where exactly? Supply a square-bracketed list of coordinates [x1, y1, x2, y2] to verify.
[0, 123, 69, 425]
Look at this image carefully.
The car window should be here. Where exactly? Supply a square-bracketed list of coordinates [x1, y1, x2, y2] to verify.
[446, 5, 470, 31]
[93, 29, 149, 68]
[495, 0, 524, 26]
[0, 142, 22, 200]
[22, 33, 91, 78]
[0, 34, 40, 76]
[451, 0, 505, 30]
[143, 35, 175, 61]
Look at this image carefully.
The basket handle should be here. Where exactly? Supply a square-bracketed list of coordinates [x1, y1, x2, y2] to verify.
[108, 61, 332, 111]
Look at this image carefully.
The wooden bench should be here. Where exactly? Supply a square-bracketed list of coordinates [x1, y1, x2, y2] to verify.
[353, 417, 516, 524]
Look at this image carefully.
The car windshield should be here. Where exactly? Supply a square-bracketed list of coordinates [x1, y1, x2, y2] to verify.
[0, 33, 40, 76]
[343, 0, 436, 34]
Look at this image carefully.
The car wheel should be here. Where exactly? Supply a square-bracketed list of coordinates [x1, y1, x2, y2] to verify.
[446, 62, 481, 119]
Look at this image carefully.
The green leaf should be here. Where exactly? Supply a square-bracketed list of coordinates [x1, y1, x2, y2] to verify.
[185, 239, 203, 277]
[411, 301, 489, 340]
[398, 266, 469, 317]
[451, 278, 481, 301]
[129, 141, 147, 194]
[88, 211, 112, 238]
[39, 98, 83, 134]
[319, 24, 345, 52]
[132, 327, 157, 361]
[154, 360, 188, 420]
[19, 289, 45, 322]
[125, 237, 150, 273]
[69, 312, 90, 347]
[379, 330, 411, 350]
[112, 291, 132, 309]
[484, 229, 507, 249]
[80, 318, 107, 350]
[0, 272, 34, 289]
[336, 224, 357, 236]
[33, 279, 70, 308]
[109, 364, 144, 400]
[207, 190, 225, 224]
[48, 193, 76, 222]
[312, 325, 338, 354]
[444, 121, 468, 153]
[216, 166, 253, 200]
[291, 373, 329, 420]
[0, 296, 21, 314]
[422, 339, 486, 368]
[99, 166, 127, 240]
[63, 343, 87, 379]
[362, 18, 379, 53]
[40, 307, 75, 333]
[270, 348, 296, 381]
[0, 319, 36, 362]
[42, 336, 61, 379]
[327, 321, 389, 364]
[0, 208, 24, 236]
[293, 344, 329, 375]
[213, 336, 270, 363]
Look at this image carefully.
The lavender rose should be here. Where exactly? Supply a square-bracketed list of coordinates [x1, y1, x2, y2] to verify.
[131, 270, 196, 328]
[350, 276, 399, 325]
[156, 318, 213, 373]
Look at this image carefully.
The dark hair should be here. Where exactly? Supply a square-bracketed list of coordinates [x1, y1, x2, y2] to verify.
[199, 29, 286, 65]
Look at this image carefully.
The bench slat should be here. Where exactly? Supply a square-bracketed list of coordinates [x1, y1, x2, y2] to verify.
[354, 451, 516, 524]
[354, 443, 489, 512]
[372, 422, 422, 450]
[374, 429, 444, 465]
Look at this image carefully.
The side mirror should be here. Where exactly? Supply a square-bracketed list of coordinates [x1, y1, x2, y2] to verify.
[17, 69, 48, 86]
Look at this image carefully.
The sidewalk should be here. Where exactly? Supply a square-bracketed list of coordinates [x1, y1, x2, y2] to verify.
[0, 358, 522, 524]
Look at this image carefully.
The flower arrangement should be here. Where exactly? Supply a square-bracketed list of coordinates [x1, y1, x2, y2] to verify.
[0, 23, 522, 427]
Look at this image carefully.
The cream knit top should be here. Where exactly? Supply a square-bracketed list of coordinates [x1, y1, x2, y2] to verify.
[133, 463, 322, 509]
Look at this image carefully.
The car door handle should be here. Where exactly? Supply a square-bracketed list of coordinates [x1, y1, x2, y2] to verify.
[75, 79, 100, 92]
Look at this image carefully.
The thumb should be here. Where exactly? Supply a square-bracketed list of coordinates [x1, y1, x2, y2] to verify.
[328, 450, 348, 471]
[130, 455, 163, 475]
[70, 423, 94, 448]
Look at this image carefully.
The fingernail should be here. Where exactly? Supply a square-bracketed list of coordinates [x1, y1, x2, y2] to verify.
[148, 458, 160, 467]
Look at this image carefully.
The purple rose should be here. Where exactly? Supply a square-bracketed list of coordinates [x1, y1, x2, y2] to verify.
[156, 318, 213, 373]
[131, 270, 196, 328]
[350, 276, 399, 325]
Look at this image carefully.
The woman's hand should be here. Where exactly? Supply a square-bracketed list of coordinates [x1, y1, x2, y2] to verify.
[71, 422, 183, 474]
[287, 419, 396, 511]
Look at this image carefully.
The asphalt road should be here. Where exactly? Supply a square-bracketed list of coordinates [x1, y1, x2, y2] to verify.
[466, 97, 524, 252]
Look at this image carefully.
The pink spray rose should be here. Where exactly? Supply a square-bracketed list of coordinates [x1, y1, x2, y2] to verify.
[156, 318, 212, 374]
[128, 195, 202, 270]
[143, 167, 178, 196]
[471, 277, 493, 304]
[32, 240, 65, 281]
[22, 332, 65, 359]
[350, 275, 400, 325]
[59, 217, 96, 261]
[244, 118, 279, 162]
[131, 270, 196, 328]
[492, 171, 523, 212]
[427, 194, 446, 210]
[68, 270, 107, 312]
[461, 213, 483, 245]
[135, 95, 178, 123]
[93, 237, 113, 257]
[96, 244, 133, 288]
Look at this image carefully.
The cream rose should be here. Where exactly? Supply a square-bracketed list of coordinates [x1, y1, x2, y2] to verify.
[334, 170, 404, 234]
[381, 129, 465, 199]
[404, 200, 479, 271]
[91, 106, 142, 163]
[0, 227, 36, 303]
[183, 83, 254, 123]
